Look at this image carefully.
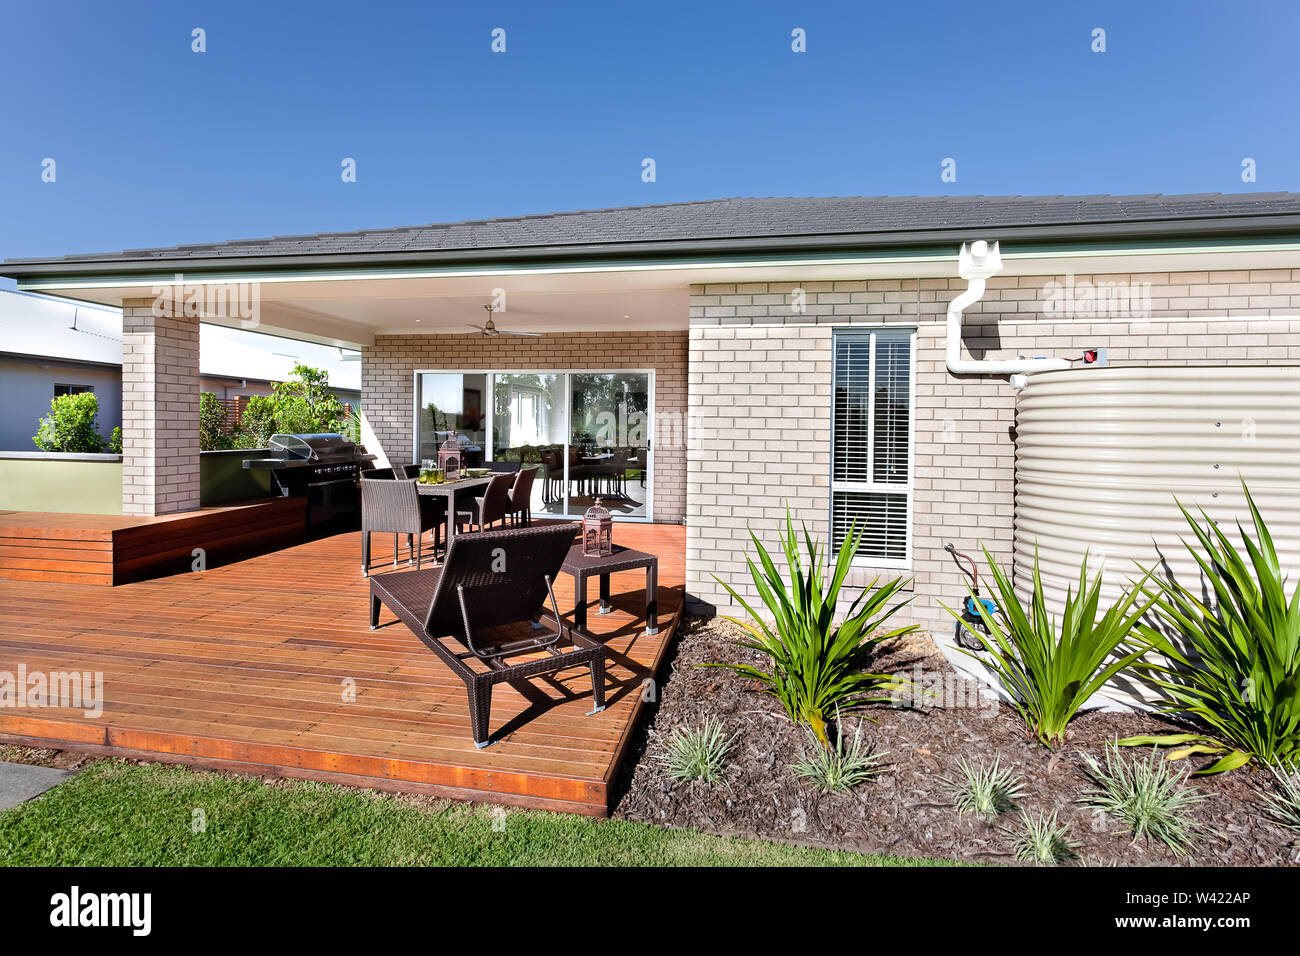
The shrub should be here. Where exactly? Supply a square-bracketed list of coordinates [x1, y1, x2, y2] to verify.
[199, 392, 235, 451]
[1006, 809, 1075, 864]
[1260, 766, 1300, 831]
[658, 719, 735, 786]
[107, 426, 122, 454]
[237, 395, 277, 449]
[943, 548, 1157, 747]
[226, 366, 349, 449]
[32, 391, 110, 453]
[1080, 745, 1205, 855]
[790, 719, 885, 794]
[706, 511, 916, 744]
[1120, 484, 1300, 774]
[271, 363, 347, 435]
[947, 757, 1025, 822]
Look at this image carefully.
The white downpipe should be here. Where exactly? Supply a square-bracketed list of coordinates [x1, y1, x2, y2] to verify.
[946, 240, 1071, 378]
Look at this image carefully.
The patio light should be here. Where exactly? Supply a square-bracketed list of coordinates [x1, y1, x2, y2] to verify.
[582, 498, 614, 556]
[438, 432, 464, 481]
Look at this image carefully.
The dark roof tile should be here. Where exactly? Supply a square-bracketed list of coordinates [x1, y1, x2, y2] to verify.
[7, 193, 1300, 266]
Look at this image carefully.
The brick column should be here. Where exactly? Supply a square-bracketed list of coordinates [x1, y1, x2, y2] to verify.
[121, 298, 200, 515]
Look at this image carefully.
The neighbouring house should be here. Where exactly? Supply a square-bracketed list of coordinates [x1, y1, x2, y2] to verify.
[0, 290, 124, 449]
[4, 193, 1299, 653]
[0, 288, 361, 450]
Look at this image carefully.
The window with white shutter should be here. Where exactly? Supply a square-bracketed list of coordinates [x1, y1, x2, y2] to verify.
[831, 328, 915, 567]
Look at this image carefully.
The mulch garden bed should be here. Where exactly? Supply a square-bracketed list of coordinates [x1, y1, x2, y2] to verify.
[611, 616, 1298, 866]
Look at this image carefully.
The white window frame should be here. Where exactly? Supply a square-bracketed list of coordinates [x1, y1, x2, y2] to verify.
[411, 367, 655, 523]
[829, 328, 916, 570]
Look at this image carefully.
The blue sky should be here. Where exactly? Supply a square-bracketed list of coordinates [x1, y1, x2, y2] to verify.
[2, 0, 1298, 266]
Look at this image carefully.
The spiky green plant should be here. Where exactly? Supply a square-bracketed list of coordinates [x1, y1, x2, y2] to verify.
[1080, 745, 1205, 855]
[706, 512, 916, 744]
[942, 548, 1157, 747]
[946, 757, 1025, 822]
[1119, 484, 1300, 774]
[1006, 809, 1075, 864]
[1260, 765, 1300, 832]
[790, 719, 886, 794]
[658, 718, 735, 786]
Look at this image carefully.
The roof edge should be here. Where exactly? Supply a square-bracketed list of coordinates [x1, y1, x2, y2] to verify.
[7, 213, 1300, 282]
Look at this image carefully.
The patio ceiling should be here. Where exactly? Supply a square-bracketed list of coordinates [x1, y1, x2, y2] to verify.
[12, 245, 1300, 349]
[12, 271, 700, 348]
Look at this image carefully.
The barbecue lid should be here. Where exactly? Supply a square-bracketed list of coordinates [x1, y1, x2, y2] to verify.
[269, 433, 353, 460]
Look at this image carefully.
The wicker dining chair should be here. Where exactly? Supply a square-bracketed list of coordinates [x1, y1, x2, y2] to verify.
[506, 466, 538, 526]
[368, 523, 607, 748]
[456, 472, 513, 533]
[567, 446, 591, 498]
[591, 448, 630, 498]
[360, 477, 442, 576]
[395, 464, 454, 555]
[539, 446, 563, 502]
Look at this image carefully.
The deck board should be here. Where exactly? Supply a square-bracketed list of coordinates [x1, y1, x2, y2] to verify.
[0, 522, 684, 814]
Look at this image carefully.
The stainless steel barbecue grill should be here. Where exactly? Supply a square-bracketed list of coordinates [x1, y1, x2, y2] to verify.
[242, 433, 376, 530]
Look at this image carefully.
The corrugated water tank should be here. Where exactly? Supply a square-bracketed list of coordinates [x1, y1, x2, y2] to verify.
[1014, 366, 1300, 630]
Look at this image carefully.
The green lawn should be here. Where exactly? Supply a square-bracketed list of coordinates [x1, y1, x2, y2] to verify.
[0, 762, 949, 866]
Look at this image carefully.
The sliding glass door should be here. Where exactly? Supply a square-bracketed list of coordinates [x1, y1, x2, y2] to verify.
[416, 369, 653, 521]
[490, 373, 566, 516]
[567, 373, 650, 517]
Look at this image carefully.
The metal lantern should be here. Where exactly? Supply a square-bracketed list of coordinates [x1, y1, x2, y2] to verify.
[582, 498, 613, 556]
[438, 432, 464, 481]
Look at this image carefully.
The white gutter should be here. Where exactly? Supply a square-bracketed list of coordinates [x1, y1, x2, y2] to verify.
[946, 240, 1071, 379]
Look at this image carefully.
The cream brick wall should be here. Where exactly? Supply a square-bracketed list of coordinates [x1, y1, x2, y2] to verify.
[361, 331, 688, 522]
[120, 298, 200, 516]
[688, 270, 1300, 630]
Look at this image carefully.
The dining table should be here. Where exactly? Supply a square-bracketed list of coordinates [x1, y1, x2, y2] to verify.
[415, 473, 507, 552]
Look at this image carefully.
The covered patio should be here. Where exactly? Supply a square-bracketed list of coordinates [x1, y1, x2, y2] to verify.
[0, 522, 685, 816]
[0, 218, 711, 815]
[13, 269, 699, 525]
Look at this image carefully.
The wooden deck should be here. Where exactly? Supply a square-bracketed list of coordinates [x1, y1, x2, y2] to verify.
[0, 499, 307, 586]
[0, 522, 684, 815]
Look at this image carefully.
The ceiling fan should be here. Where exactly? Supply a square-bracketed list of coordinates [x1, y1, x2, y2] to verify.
[467, 304, 541, 337]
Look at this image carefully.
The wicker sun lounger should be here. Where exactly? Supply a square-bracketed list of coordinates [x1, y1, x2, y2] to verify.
[368, 523, 606, 749]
